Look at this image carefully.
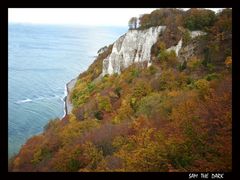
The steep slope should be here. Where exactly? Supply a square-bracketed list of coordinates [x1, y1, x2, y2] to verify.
[9, 8, 232, 172]
[102, 26, 166, 75]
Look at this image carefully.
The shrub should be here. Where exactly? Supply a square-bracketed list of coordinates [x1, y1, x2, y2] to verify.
[194, 79, 210, 97]
[183, 30, 191, 46]
[148, 65, 157, 75]
[71, 81, 96, 108]
[114, 86, 122, 98]
[66, 159, 81, 171]
[112, 98, 134, 124]
[167, 140, 195, 169]
[31, 147, 51, 165]
[132, 81, 152, 99]
[225, 56, 232, 69]
[94, 111, 104, 120]
[206, 63, 215, 72]
[177, 61, 187, 71]
[131, 68, 140, 78]
[187, 56, 202, 71]
[44, 119, 60, 132]
[158, 50, 178, 68]
[136, 93, 163, 118]
[184, 8, 216, 31]
[204, 73, 219, 81]
[97, 95, 112, 112]
[80, 142, 104, 171]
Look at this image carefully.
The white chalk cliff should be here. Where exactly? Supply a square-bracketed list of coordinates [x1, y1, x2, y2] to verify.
[101, 26, 206, 76]
[166, 38, 183, 56]
[102, 26, 166, 75]
[190, 31, 207, 38]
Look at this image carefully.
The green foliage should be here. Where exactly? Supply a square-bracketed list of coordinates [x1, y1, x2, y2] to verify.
[167, 140, 195, 169]
[158, 50, 178, 68]
[184, 8, 216, 31]
[183, 30, 192, 46]
[194, 79, 210, 90]
[148, 65, 157, 75]
[194, 79, 210, 97]
[31, 147, 51, 165]
[137, 93, 164, 118]
[129, 81, 153, 112]
[204, 73, 219, 81]
[114, 86, 122, 97]
[187, 57, 202, 71]
[121, 65, 142, 84]
[67, 159, 81, 171]
[87, 82, 96, 93]
[206, 63, 215, 72]
[131, 68, 140, 78]
[178, 61, 187, 72]
[97, 95, 112, 112]
[72, 81, 96, 108]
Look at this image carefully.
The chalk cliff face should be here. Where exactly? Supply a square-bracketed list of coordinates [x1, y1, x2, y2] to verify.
[102, 26, 166, 75]
[190, 31, 207, 38]
[101, 26, 207, 76]
[166, 38, 183, 56]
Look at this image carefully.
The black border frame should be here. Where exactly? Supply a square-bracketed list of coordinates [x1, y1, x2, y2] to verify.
[1, 0, 239, 179]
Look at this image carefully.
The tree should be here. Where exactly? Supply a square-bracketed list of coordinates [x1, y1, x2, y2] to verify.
[139, 14, 151, 29]
[184, 8, 216, 31]
[128, 17, 138, 30]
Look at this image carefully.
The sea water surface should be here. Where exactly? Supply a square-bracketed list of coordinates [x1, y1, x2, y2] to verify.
[8, 23, 127, 158]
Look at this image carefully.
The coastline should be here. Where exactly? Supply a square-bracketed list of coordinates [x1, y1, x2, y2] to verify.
[63, 78, 77, 118]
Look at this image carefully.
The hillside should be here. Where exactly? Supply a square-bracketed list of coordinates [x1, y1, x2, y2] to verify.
[9, 8, 232, 172]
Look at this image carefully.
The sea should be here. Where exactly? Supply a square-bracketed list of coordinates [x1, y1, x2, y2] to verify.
[8, 23, 127, 159]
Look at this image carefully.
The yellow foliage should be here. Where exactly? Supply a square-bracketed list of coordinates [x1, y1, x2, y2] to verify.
[80, 142, 104, 170]
[167, 90, 180, 97]
[187, 56, 201, 70]
[97, 95, 112, 112]
[194, 79, 210, 97]
[112, 98, 134, 123]
[60, 119, 100, 145]
[225, 56, 232, 68]
[114, 128, 168, 172]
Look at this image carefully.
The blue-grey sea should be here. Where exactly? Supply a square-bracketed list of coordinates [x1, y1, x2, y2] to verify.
[8, 23, 127, 158]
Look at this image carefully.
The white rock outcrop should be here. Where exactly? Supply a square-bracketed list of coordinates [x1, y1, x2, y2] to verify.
[166, 30, 206, 57]
[190, 31, 206, 38]
[166, 38, 183, 56]
[102, 26, 166, 75]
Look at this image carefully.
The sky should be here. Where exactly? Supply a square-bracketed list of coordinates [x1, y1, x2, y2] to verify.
[8, 8, 225, 27]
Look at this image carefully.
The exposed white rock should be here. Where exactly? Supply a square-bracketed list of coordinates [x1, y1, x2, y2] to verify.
[190, 31, 206, 38]
[97, 46, 108, 54]
[166, 38, 183, 56]
[102, 26, 166, 75]
[147, 61, 152, 67]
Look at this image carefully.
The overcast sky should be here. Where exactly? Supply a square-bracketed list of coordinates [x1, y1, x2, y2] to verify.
[8, 8, 224, 27]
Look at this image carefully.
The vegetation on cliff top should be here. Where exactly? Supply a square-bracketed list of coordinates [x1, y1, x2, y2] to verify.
[9, 8, 232, 172]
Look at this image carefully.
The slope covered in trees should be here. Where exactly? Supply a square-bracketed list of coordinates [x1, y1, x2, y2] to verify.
[9, 8, 232, 172]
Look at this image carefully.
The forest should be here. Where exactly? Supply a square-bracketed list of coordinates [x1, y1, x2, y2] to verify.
[9, 8, 232, 172]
